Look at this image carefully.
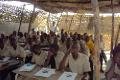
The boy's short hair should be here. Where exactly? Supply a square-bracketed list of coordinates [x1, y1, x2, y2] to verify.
[72, 41, 80, 49]
[31, 45, 40, 53]
[50, 44, 59, 51]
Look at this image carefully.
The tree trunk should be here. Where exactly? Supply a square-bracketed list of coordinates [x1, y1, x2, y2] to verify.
[18, 5, 25, 33]
[91, 0, 101, 80]
[78, 15, 83, 33]
[110, 0, 115, 56]
[68, 15, 74, 33]
[28, 4, 35, 34]
[65, 12, 68, 31]
[115, 25, 120, 47]
[47, 12, 51, 32]
[55, 12, 63, 32]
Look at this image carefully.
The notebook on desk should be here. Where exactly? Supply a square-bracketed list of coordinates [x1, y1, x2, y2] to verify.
[19, 63, 36, 72]
[58, 72, 77, 80]
[34, 68, 55, 77]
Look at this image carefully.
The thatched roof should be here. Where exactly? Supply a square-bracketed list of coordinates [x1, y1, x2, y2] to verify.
[16, 0, 120, 13]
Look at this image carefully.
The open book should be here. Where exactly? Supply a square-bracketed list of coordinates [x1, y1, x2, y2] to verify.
[19, 63, 36, 71]
[58, 72, 77, 80]
[34, 68, 55, 77]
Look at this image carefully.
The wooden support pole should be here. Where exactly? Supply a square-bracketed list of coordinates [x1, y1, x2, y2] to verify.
[55, 12, 63, 32]
[91, 0, 101, 80]
[28, 2, 36, 34]
[65, 12, 68, 31]
[110, 0, 115, 56]
[18, 5, 25, 33]
[78, 15, 83, 33]
[115, 25, 120, 47]
[68, 14, 75, 33]
[47, 12, 51, 31]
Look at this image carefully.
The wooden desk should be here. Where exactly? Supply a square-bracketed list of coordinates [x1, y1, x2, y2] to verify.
[0, 62, 9, 71]
[13, 66, 82, 80]
[0, 60, 19, 71]
[0, 60, 20, 80]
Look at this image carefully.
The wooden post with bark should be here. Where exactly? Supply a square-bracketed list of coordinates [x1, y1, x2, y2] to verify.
[68, 14, 75, 33]
[18, 5, 25, 33]
[55, 12, 63, 32]
[47, 12, 51, 32]
[115, 25, 120, 47]
[78, 15, 83, 32]
[65, 12, 68, 32]
[91, 0, 101, 80]
[28, 2, 36, 34]
[110, 0, 115, 56]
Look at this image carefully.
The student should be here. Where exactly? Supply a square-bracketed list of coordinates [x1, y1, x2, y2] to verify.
[100, 35, 107, 72]
[36, 31, 40, 41]
[59, 42, 91, 80]
[66, 38, 72, 50]
[7, 37, 26, 60]
[79, 37, 90, 57]
[58, 34, 67, 54]
[45, 44, 65, 69]
[30, 28, 36, 37]
[31, 45, 48, 66]
[18, 32, 26, 43]
[16, 45, 48, 80]
[1, 33, 5, 42]
[85, 36, 94, 80]
[0, 38, 8, 57]
[106, 44, 120, 80]
[24, 32, 28, 40]
[86, 36, 94, 56]
[24, 38, 32, 50]
[12, 31, 18, 41]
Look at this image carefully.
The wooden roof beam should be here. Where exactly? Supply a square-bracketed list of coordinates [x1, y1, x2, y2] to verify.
[37, 0, 111, 4]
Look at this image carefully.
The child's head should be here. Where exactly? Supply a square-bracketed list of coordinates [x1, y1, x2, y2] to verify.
[31, 45, 41, 55]
[9, 37, 17, 50]
[49, 44, 59, 56]
[0, 38, 4, 49]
